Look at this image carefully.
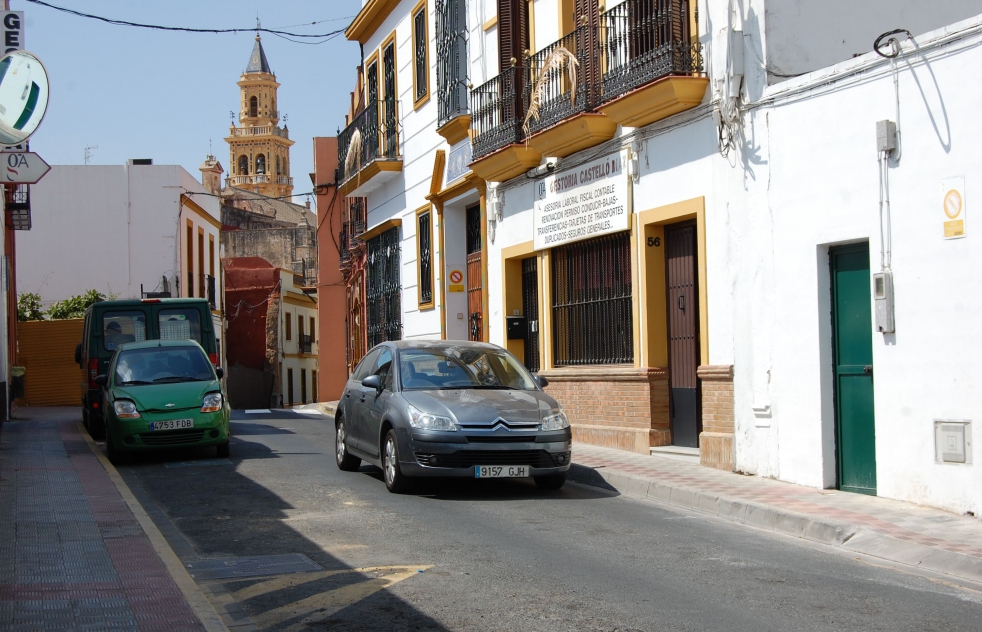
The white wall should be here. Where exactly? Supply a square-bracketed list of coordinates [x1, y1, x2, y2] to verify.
[18, 165, 195, 305]
[761, 0, 981, 82]
[726, 14, 982, 514]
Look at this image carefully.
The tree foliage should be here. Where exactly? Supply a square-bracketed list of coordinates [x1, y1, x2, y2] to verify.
[47, 289, 114, 320]
[17, 292, 45, 321]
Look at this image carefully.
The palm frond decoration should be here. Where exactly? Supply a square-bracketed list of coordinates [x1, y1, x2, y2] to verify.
[523, 46, 580, 138]
[344, 128, 363, 180]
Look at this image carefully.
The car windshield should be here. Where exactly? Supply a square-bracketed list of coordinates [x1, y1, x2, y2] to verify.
[400, 347, 538, 391]
[114, 347, 214, 385]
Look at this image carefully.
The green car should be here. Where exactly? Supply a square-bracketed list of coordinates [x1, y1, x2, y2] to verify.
[95, 339, 231, 465]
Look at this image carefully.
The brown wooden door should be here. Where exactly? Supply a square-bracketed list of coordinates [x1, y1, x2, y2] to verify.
[665, 221, 700, 448]
[466, 204, 483, 341]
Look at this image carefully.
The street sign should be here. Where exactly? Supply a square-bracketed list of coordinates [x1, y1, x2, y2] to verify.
[1, 11, 24, 55]
[1, 151, 49, 184]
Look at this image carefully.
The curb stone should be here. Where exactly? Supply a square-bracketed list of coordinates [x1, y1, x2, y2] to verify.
[569, 460, 982, 584]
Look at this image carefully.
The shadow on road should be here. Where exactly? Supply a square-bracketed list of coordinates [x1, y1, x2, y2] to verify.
[85, 415, 455, 631]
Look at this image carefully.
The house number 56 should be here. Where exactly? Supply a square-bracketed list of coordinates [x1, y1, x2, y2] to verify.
[646, 237, 661, 247]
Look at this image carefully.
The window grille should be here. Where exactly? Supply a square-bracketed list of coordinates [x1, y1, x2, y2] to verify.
[413, 6, 429, 103]
[367, 227, 402, 347]
[418, 210, 433, 305]
[551, 232, 633, 365]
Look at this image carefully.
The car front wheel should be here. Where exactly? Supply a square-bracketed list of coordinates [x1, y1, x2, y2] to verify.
[382, 429, 410, 493]
[335, 416, 361, 471]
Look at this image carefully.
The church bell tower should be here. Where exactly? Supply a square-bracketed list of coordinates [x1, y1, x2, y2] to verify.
[225, 34, 294, 198]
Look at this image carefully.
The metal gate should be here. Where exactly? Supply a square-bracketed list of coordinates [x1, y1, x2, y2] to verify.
[366, 227, 402, 348]
[521, 257, 540, 372]
[665, 221, 700, 448]
[466, 204, 483, 341]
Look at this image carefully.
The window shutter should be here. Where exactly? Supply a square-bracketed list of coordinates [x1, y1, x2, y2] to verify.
[498, 0, 530, 69]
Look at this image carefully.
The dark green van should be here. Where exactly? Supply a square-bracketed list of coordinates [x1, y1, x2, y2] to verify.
[75, 298, 219, 438]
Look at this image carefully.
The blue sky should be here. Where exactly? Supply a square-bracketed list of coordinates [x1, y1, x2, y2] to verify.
[21, 0, 363, 207]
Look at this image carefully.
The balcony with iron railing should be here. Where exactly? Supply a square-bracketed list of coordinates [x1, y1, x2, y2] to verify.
[299, 334, 313, 354]
[336, 99, 402, 198]
[468, 64, 541, 182]
[469, 0, 705, 181]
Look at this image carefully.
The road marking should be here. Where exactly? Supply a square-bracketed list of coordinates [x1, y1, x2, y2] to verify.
[228, 565, 431, 629]
[293, 409, 324, 415]
[244, 409, 271, 414]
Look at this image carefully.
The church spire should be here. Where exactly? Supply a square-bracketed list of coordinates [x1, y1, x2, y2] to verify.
[246, 33, 272, 75]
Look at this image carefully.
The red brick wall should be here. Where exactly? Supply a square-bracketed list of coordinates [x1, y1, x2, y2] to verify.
[541, 366, 670, 454]
[697, 365, 734, 470]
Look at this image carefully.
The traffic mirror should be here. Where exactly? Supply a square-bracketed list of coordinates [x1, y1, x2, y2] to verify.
[0, 50, 49, 145]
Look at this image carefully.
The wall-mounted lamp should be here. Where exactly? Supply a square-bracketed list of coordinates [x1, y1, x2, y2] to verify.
[628, 141, 641, 182]
[488, 185, 503, 222]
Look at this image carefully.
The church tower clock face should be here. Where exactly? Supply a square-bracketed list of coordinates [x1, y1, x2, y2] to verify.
[224, 34, 295, 199]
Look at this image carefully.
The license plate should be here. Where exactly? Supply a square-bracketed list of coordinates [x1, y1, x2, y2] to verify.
[149, 419, 194, 431]
[475, 465, 530, 478]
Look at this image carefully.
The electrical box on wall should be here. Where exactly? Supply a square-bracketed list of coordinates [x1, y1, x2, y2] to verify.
[935, 420, 972, 464]
[873, 271, 895, 333]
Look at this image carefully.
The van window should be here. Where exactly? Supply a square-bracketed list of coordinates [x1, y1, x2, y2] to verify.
[103, 311, 147, 351]
[159, 309, 202, 343]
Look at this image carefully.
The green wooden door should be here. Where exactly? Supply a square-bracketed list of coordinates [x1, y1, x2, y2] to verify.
[830, 244, 877, 495]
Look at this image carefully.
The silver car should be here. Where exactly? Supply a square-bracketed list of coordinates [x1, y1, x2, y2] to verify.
[335, 341, 572, 493]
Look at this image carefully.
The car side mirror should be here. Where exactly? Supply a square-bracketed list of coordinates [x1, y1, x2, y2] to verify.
[361, 374, 381, 392]
[74, 343, 82, 366]
[534, 374, 549, 388]
[94, 374, 108, 388]
[215, 367, 224, 380]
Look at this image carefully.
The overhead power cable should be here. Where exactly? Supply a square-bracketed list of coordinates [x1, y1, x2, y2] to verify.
[24, 0, 349, 39]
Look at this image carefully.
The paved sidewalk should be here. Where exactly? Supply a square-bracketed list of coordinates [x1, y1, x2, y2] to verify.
[0, 408, 217, 631]
[570, 443, 982, 584]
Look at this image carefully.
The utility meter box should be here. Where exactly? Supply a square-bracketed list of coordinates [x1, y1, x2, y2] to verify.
[506, 316, 527, 340]
[873, 271, 895, 333]
[935, 420, 972, 464]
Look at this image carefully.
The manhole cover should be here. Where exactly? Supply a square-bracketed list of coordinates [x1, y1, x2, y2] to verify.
[186, 553, 323, 580]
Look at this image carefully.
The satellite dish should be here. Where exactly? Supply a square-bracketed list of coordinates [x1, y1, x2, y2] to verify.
[0, 50, 50, 145]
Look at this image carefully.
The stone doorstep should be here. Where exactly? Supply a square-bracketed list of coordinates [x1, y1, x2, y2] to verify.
[568, 461, 982, 586]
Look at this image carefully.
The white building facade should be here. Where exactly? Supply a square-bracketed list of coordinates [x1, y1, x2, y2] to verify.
[18, 162, 226, 363]
[337, 0, 982, 515]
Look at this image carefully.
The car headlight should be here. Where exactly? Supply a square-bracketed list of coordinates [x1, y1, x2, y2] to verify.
[407, 404, 457, 431]
[201, 392, 223, 413]
[540, 410, 569, 431]
[113, 399, 141, 419]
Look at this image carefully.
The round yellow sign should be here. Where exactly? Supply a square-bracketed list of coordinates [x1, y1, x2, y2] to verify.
[944, 189, 963, 219]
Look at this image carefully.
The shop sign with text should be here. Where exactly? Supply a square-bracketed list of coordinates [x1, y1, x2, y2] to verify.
[533, 150, 629, 250]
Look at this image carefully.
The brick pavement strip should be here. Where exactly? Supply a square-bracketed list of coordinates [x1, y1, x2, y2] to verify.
[570, 443, 982, 584]
[0, 415, 227, 631]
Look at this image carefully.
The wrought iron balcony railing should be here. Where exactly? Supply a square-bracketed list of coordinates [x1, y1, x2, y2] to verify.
[299, 334, 313, 354]
[523, 24, 600, 138]
[470, 64, 525, 160]
[336, 99, 400, 185]
[600, 0, 702, 103]
[468, 0, 702, 161]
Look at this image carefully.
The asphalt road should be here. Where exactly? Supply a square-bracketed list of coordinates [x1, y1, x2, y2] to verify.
[119, 410, 982, 631]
